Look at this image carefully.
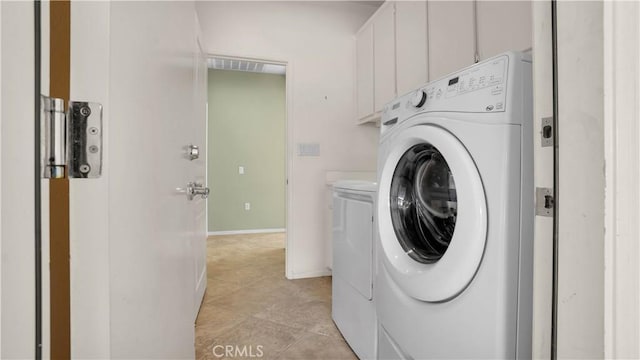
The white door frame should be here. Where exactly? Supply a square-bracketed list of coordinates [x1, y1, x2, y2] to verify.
[205, 53, 294, 279]
[603, 1, 640, 358]
[0, 1, 43, 357]
[0, 2, 3, 353]
[531, 2, 554, 358]
[554, 1, 605, 357]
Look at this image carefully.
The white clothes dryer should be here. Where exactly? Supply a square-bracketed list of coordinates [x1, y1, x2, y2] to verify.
[332, 180, 378, 359]
[375, 52, 533, 359]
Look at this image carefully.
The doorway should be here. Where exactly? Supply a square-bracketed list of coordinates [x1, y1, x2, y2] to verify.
[205, 56, 289, 271]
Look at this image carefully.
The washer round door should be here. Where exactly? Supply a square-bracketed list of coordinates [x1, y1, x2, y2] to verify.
[378, 123, 487, 302]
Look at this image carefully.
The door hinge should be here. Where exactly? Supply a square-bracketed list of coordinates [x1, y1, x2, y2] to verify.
[41, 95, 103, 179]
[535, 187, 554, 217]
[541, 117, 553, 147]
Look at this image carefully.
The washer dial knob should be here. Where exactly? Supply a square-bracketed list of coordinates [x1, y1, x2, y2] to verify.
[411, 90, 427, 108]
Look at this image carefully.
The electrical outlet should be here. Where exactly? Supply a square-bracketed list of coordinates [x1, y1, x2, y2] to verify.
[239, 166, 245, 175]
[244, 202, 251, 211]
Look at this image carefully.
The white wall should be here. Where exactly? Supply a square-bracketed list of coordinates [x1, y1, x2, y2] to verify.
[196, 1, 380, 278]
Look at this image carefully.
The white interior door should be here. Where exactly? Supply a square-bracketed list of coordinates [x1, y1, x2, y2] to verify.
[106, 2, 196, 355]
[69, 2, 207, 357]
[191, 17, 208, 320]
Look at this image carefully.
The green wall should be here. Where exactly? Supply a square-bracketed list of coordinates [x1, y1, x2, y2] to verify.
[207, 69, 286, 232]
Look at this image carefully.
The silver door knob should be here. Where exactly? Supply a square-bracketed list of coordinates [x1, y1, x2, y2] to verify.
[190, 182, 210, 200]
[178, 182, 210, 200]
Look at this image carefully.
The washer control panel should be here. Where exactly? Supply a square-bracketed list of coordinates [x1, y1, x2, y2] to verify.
[441, 56, 506, 100]
[380, 52, 531, 135]
[387, 55, 509, 119]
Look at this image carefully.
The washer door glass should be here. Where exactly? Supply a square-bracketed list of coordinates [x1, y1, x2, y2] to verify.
[378, 123, 487, 302]
[390, 144, 457, 264]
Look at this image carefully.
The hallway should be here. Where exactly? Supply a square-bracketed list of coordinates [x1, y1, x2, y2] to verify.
[195, 233, 357, 359]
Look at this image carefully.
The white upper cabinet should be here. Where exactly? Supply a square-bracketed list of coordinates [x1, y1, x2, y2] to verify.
[476, 1, 532, 60]
[396, 1, 428, 97]
[356, 23, 375, 120]
[355, 0, 532, 123]
[427, 1, 475, 80]
[373, 2, 396, 112]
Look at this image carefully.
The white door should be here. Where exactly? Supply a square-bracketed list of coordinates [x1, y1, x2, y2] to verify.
[69, 2, 207, 358]
[396, 0, 428, 95]
[0, 1, 207, 358]
[332, 188, 374, 300]
[427, 1, 475, 80]
[0, 2, 206, 358]
[356, 23, 374, 121]
[373, 2, 396, 112]
[191, 21, 208, 320]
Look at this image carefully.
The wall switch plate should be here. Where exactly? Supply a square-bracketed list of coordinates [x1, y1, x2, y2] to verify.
[239, 166, 245, 175]
[296, 143, 320, 156]
[244, 202, 251, 211]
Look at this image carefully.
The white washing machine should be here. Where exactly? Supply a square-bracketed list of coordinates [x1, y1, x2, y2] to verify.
[376, 51, 533, 359]
[332, 180, 378, 360]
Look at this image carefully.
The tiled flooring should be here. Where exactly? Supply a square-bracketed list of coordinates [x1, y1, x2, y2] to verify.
[195, 233, 357, 360]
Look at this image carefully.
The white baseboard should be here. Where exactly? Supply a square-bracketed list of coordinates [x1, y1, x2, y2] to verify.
[286, 268, 332, 280]
[207, 228, 286, 236]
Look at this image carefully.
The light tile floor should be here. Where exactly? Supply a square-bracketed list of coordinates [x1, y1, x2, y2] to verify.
[195, 233, 358, 360]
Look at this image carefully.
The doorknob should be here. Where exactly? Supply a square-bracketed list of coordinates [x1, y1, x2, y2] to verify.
[190, 182, 210, 200]
[177, 182, 210, 200]
[185, 144, 200, 161]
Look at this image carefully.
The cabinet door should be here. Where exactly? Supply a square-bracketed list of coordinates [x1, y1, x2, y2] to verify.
[477, 1, 532, 60]
[356, 23, 374, 120]
[396, 0, 428, 96]
[373, 3, 396, 112]
[427, 1, 475, 80]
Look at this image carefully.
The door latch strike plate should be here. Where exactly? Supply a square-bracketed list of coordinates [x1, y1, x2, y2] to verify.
[541, 117, 553, 147]
[535, 187, 554, 217]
